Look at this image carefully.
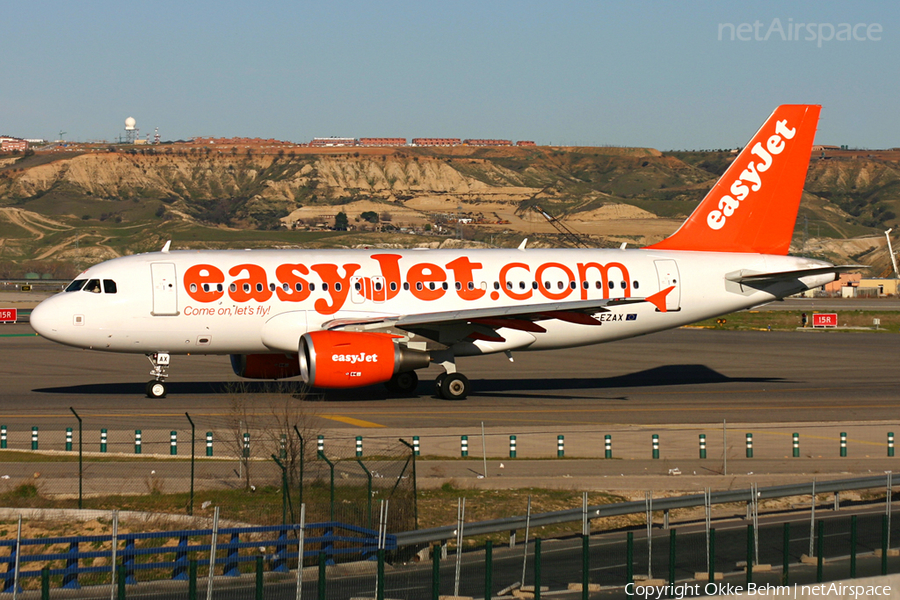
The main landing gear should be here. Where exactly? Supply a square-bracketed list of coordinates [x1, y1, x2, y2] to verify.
[435, 372, 470, 400]
[433, 356, 471, 401]
[384, 371, 419, 395]
[146, 352, 170, 399]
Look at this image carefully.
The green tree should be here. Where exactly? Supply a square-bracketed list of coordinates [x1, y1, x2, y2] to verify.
[360, 211, 379, 224]
[334, 212, 349, 230]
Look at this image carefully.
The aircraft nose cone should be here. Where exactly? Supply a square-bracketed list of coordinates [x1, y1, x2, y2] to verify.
[29, 298, 57, 339]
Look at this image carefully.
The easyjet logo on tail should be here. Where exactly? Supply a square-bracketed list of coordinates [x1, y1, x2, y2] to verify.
[706, 119, 796, 231]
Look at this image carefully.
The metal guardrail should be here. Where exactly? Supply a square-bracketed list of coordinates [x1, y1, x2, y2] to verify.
[394, 474, 894, 546]
[0, 521, 394, 591]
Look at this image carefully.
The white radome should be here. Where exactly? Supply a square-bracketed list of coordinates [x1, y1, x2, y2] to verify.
[125, 117, 136, 130]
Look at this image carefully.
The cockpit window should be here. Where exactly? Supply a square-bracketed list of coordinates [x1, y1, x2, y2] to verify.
[103, 280, 117, 294]
[66, 279, 87, 292]
[84, 279, 102, 293]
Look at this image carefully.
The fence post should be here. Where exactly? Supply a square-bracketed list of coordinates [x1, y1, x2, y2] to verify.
[318, 551, 327, 600]
[255, 555, 264, 600]
[817, 520, 824, 582]
[557, 435, 564, 458]
[356, 435, 363, 457]
[668, 529, 676, 587]
[187, 559, 197, 600]
[413, 435, 420, 456]
[509, 435, 517, 458]
[431, 545, 440, 600]
[850, 514, 857, 578]
[746, 433, 753, 458]
[41, 565, 49, 599]
[793, 432, 800, 457]
[485, 540, 493, 600]
[605, 434, 612, 458]
[101, 428, 108, 453]
[840, 432, 848, 457]
[66, 427, 73, 452]
[652, 434, 659, 459]
[206, 432, 213, 457]
[746, 524, 753, 585]
[534, 537, 542, 600]
[699, 434, 706, 459]
[889, 432, 895, 457]
[170, 430, 177, 455]
[173, 534, 189, 580]
[31, 426, 38, 450]
[224, 532, 241, 576]
[460, 435, 468, 457]
[62, 541, 80, 589]
[134, 430, 142, 454]
[117, 565, 126, 600]
[626, 531, 634, 589]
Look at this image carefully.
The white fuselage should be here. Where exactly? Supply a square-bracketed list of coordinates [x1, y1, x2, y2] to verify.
[31, 247, 834, 357]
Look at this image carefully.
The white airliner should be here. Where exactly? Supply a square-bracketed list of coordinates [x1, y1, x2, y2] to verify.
[30, 105, 849, 400]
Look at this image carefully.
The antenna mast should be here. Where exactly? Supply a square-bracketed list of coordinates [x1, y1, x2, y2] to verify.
[885, 229, 899, 279]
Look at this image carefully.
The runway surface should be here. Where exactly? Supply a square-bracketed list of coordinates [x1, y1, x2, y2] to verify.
[1, 323, 895, 430]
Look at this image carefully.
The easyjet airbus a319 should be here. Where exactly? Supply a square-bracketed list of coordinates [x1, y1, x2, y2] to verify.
[31, 105, 850, 400]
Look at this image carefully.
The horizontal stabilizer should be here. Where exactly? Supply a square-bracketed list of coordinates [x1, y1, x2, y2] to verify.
[725, 265, 863, 284]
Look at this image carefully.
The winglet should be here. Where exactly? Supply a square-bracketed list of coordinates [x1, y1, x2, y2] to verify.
[646, 286, 675, 312]
[161, 241, 172, 253]
[518, 238, 528, 251]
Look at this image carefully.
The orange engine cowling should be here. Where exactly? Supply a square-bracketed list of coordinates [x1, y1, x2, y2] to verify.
[230, 353, 301, 380]
[299, 331, 430, 389]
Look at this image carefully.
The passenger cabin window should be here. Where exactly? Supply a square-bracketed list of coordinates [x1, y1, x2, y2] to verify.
[66, 279, 87, 292]
[103, 280, 117, 294]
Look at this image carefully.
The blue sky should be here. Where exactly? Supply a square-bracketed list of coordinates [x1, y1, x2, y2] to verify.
[3, 1, 896, 149]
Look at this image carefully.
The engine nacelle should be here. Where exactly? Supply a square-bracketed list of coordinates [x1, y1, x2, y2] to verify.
[299, 331, 430, 389]
[230, 353, 301, 380]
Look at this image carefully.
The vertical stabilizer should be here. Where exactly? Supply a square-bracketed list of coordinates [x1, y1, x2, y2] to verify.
[647, 104, 820, 255]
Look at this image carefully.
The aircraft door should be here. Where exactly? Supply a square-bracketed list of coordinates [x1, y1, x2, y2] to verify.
[151, 262, 179, 316]
[654, 259, 681, 311]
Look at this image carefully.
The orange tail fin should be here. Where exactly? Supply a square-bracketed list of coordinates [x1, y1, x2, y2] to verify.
[647, 104, 820, 255]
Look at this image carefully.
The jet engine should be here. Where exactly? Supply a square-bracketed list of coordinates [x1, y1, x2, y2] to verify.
[299, 331, 430, 388]
[230, 353, 301, 380]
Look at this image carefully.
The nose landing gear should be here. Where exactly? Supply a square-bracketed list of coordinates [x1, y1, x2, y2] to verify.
[146, 352, 170, 398]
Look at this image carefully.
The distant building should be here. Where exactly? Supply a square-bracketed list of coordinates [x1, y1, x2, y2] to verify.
[516, 140, 536, 146]
[358, 138, 406, 146]
[411, 138, 461, 147]
[824, 272, 861, 294]
[310, 137, 356, 147]
[0, 136, 28, 152]
[858, 278, 900, 297]
[464, 139, 512, 146]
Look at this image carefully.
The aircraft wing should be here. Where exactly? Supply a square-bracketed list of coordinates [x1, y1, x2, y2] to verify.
[321, 287, 673, 345]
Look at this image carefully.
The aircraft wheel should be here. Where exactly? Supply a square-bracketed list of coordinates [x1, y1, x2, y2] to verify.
[434, 373, 448, 396]
[386, 371, 419, 395]
[146, 380, 167, 399]
[439, 373, 469, 401]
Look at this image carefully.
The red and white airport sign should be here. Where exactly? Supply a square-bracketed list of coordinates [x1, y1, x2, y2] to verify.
[0, 308, 17, 323]
[812, 313, 838, 328]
